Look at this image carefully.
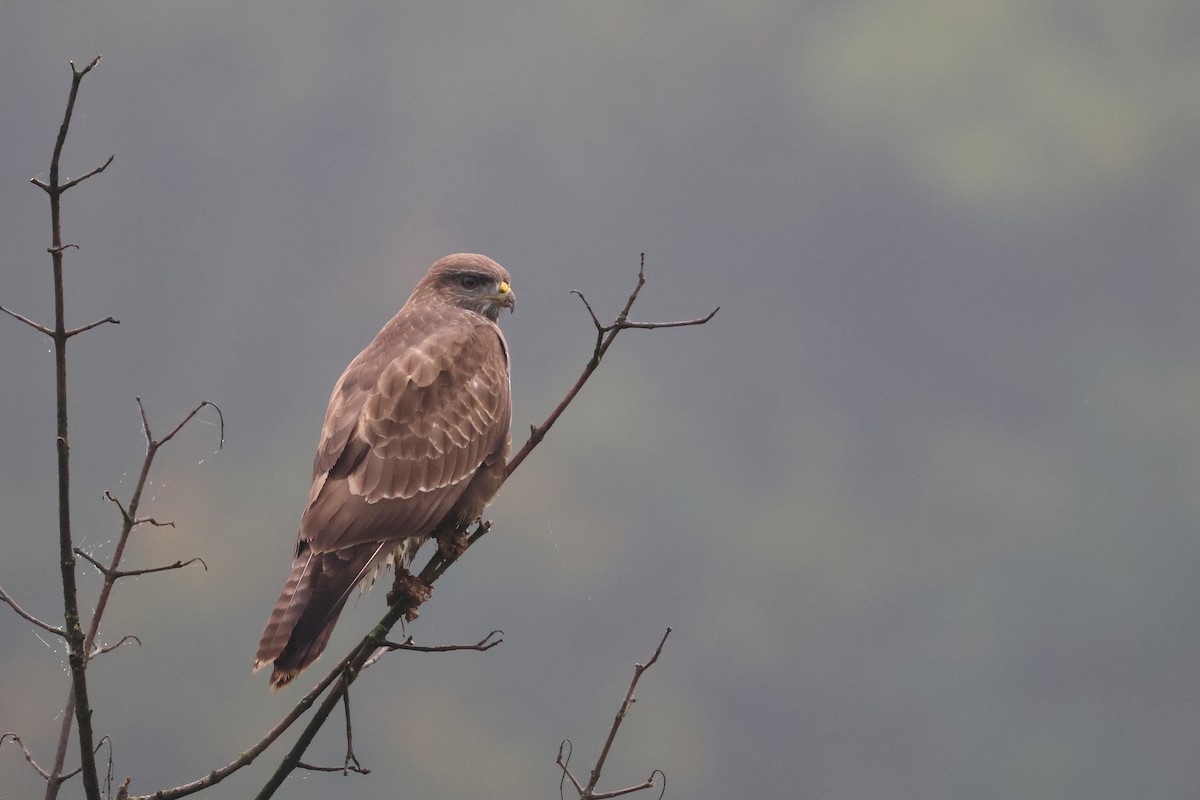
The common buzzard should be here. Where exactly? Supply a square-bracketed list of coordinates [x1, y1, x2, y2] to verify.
[255, 253, 514, 688]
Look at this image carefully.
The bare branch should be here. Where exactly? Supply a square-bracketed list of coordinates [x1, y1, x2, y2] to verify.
[296, 689, 369, 776]
[57, 154, 115, 193]
[380, 629, 503, 654]
[74, 548, 207, 580]
[65, 316, 120, 338]
[365, 629, 503, 669]
[0, 585, 66, 637]
[89, 635, 142, 659]
[610, 308, 719, 331]
[74, 548, 111, 576]
[144, 399, 226, 449]
[113, 558, 207, 579]
[506, 255, 717, 477]
[0, 303, 54, 335]
[73, 55, 103, 76]
[250, 605, 420, 799]
[102, 492, 177, 531]
[2, 733, 53, 780]
[96, 736, 116, 800]
[295, 761, 370, 774]
[557, 628, 672, 800]
[557, 740, 585, 796]
[103, 490, 131, 523]
[49, 397, 222, 799]
[127, 622, 369, 800]
[591, 774, 664, 800]
[570, 290, 607, 355]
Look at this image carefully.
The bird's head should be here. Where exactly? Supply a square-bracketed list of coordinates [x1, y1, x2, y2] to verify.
[415, 253, 515, 321]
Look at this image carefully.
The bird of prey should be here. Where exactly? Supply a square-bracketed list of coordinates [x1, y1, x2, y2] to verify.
[255, 253, 514, 688]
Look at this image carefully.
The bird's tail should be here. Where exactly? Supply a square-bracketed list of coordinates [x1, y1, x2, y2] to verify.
[254, 541, 384, 689]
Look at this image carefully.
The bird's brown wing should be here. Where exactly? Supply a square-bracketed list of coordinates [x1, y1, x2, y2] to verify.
[303, 304, 511, 552]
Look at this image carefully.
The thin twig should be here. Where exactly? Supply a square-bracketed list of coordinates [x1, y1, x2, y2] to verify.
[89, 635, 142, 659]
[590, 775, 663, 800]
[0, 585, 66, 637]
[65, 316, 120, 338]
[587, 628, 671, 792]
[379, 629, 504, 654]
[143, 398, 226, 449]
[341, 688, 365, 775]
[556, 628, 672, 800]
[0, 304, 54, 335]
[103, 491, 131, 523]
[295, 688, 369, 775]
[2, 732, 55, 780]
[72, 549, 109, 574]
[608, 312, 719, 331]
[56, 154, 115, 193]
[48, 399, 223, 800]
[72, 549, 205, 579]
[100, 492, 177, 530]
[115, 558, 207, 580]
[99, 736, 115, 800]
[506, 255, 718, 477]
[135, 517, 176, 529]
[362, 629, 503, 670]
[557, 740, 585, 795]
[295, 762, 370, 774]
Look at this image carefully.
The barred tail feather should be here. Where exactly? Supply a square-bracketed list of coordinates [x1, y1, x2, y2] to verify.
[254, 542, 383, 689]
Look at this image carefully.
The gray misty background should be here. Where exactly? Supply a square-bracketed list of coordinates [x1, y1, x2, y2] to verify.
[2, 2, 1199, 799]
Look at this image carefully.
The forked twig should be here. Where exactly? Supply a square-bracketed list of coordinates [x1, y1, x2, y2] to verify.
[47, 400, 223, 800]
[506, 254, 718, 476]
[2, 732, 56, 780]
[101, 493, 179, 530]
[75, 548, 208, 580]
[296, 688, 369, 776]
[361, 629, 504, 671]
[557, 628, 672, 800]
[381, 629, 504, 654]
[89, 635, 142, 660]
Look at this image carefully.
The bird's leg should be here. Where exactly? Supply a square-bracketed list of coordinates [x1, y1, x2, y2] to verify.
[387, 567, 432, 623]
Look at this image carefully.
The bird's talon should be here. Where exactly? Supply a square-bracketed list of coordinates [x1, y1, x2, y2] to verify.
[387, 569, 432, 618]
[434, 527, 470, 560]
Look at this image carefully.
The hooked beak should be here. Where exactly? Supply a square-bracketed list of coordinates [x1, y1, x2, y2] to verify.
[494, 281, 515, 312]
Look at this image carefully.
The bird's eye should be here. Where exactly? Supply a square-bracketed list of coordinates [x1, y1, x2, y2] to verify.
[459, 274, 481, 290]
